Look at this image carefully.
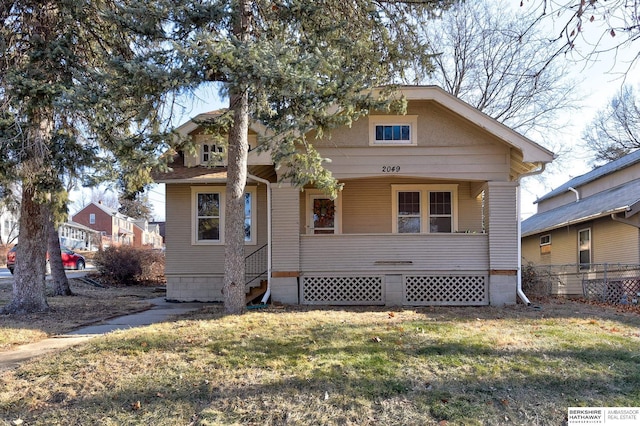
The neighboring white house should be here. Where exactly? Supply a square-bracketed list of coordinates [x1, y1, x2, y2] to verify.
[132, 219, 164, 249]
[58, 221, 101, 251]
[0, 208, 19, 245]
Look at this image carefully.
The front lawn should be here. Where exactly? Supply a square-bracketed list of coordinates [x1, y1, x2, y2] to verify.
[1, 300, 639, 425]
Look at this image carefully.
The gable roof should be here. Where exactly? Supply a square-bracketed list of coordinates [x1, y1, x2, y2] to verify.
[521, 178, 640, 236]
[385, 86, 555, 164]
[535, 149, 640, 204]
[156, 86, 555, 184]
[74, 202, 133, 221]
[174, 110, 269, 139]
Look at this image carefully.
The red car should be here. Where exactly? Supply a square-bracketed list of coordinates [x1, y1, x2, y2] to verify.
[6, 245, 86, 275]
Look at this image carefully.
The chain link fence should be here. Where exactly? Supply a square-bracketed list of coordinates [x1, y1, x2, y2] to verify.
[522, 263, 640, 305]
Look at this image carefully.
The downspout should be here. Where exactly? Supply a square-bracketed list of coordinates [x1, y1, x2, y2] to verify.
[516, 162, 547, 306]
[248, 174, 272, 303]
[568, 187, 580, 202]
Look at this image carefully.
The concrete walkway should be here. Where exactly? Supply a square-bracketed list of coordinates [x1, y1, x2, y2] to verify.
[0, 297, 208, 372]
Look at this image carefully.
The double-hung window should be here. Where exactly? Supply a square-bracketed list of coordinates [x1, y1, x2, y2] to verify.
[196, 192, 221, 242]
[392, 185, 458, 233]
[578, 228, 591, 271]
[192, 186, 256, 244]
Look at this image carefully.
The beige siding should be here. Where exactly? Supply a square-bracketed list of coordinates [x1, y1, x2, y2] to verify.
[300, 234, 488, 273]
[521, 218, 640, 296]
[165, 183, 268, 276]
[307, 100, 513, 182]
[314, 100, 511, 149]
[272, 185, 301, 272]
[522, 226, 579, 266]
[299, 177, 484, 235]
[522, 218, 640, 266]
[593, 218, 640, 264]
[487, 182, 518, 269]
[318, 146, 510, 181]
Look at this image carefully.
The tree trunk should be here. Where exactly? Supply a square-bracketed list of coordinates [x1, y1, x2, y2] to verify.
[1, 184, 49, 314]
[223, 88, 250, 314]
[223, 1, 252, 315]
[47, 210, 72, 296]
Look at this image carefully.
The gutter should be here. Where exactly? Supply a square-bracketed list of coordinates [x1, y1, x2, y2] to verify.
[516, 162, 547, 306]
[611, 211, 640, 229]
[247, 174, 272, 303]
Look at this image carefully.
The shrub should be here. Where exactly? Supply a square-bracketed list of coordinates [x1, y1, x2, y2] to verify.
[93, 246, 165, 286]
[521, 261, 551, 299]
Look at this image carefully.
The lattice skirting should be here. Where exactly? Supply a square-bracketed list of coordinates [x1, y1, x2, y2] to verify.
[301, 274, 488, 306]
[404, 275, 488, 306]
[583, 278, 640, 305]
[301, 276, 384, 305]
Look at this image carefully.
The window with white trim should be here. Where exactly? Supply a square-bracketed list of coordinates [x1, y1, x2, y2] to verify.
[369, 115, 418, 146]
[540, 234, 551, 254]
[392, 185, 458, 233]
[306, 191, 341, 235]
[89, 213, 95, 225]
[192, 186, 257, 245]
[578, 228, 591, 271]
[201, 143, 224, 164]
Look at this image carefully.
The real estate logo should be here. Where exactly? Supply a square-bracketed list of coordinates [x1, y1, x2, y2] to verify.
[568, 407, 640, 425]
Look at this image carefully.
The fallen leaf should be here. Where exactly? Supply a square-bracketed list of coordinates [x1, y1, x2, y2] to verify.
[132, 401, 141, 411]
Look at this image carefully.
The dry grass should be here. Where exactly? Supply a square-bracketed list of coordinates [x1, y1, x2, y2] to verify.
[1, 298, 640, 425]
[0, 278, 161, 350]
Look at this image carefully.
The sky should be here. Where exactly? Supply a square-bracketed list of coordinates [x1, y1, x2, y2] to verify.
[141, 1, 639, 222]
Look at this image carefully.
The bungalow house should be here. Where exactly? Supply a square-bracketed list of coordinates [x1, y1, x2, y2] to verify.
[154, 86, 554, 306]
[521, 150, 640, 297]
[72, 202, 135, 247]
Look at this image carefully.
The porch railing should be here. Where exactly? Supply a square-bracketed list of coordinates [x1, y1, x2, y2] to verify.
[245, 243, 268, 287]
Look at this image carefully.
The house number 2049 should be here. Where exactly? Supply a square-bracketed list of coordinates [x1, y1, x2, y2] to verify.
[382, 166, 401, 173]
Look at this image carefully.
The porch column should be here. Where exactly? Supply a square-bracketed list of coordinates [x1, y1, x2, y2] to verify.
[486, 181, 519, 305]
[270, 183, 301, 304]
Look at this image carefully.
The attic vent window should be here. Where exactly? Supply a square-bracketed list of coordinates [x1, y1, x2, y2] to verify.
[202, 143, 224, 164]
[376, 125, 410, 142]
[369, 115, 417, 146]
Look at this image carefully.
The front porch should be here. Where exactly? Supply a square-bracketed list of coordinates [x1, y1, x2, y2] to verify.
[299, 233, 488, 305]
[269, 179, 519, 307]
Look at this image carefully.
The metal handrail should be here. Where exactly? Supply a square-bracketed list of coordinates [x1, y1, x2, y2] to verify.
[245, 243, 268, 287]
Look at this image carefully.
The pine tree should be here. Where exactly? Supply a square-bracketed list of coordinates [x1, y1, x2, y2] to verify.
[0, 1, 180, 313]
[166, 0, 454, 313]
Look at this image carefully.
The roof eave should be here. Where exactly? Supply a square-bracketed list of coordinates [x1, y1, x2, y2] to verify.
[381, 86, 555, 164]
[522, 206, 631, 237]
